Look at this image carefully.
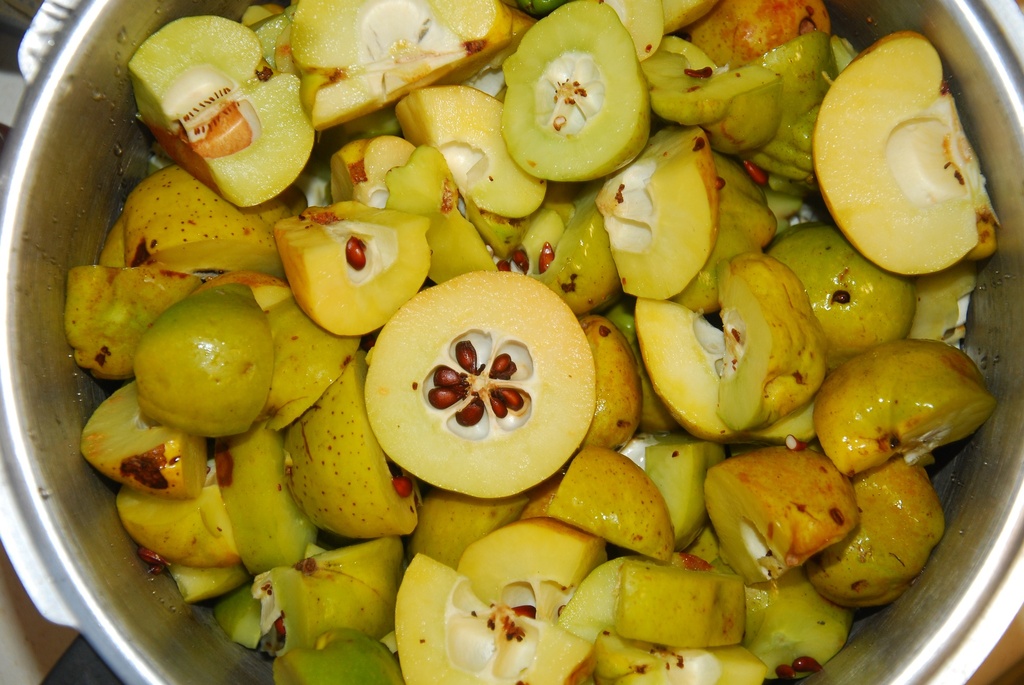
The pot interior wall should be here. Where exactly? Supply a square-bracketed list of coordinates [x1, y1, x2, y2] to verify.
[1, 1, 1022, 683]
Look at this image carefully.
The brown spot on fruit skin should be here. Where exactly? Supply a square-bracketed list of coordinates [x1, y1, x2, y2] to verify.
[214, 446, 234, 487]
[120, 448, 170, 490]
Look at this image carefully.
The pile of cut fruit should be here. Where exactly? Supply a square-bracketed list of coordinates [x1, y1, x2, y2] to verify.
[64, 0, 1001, 682]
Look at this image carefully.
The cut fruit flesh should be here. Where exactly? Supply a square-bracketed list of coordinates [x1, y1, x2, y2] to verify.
[274, 201, 431, 336]
[501, 0, 650, 181]
[129, 16, 314, 207]
[395, 85, 546, 218]
[364, 271, 596, 498]
[597, 125, 718, 300]
[396, 553, 596, 685]
[291, 0, 517, 129]
[813, 31, 998, 275]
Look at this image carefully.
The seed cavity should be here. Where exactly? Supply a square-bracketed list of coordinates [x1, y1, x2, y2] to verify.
[423, 331, 535, 440]
[161, 65, 262, 159]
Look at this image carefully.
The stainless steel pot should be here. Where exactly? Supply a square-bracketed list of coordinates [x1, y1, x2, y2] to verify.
[1, 1, 1023, 683]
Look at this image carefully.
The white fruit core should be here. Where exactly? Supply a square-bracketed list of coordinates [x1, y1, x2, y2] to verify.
[321, 219, 399, 285]
[536, 51, 605, 136]
[439, 141, 490, 195]
[648, 647, 724, 685]
[886, 96, 981, 209]
[720, 307, 746, 381]
[161, 65, 262, 158]
[357, 0, 466, 98]
[446, 577, 543, 680]
[599, 159, 657, 253]
[740, 518, 784, 581]
[692, 313, 727, 378]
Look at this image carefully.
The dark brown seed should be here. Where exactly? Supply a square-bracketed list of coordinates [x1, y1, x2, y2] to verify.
[831, 289, 851, 304]
[792, 656, 823, 673]
[743, 159, 769, 186]
[345, 236, 367, 270]
[512, 605, 537, 619]
[684, 66, 714, 78]
[455, 340, 478, 373]
[798, 16, 817, 34]
[776, 664, 796, 679]
[428, 386, 464, 409]
[489, 392, 508, 418]
[456, 397, 486, 426]
[497, 259, 512, 272]
[511, 248, 530, 274]
[489, 353, 517, 380]
[497, 387, 526, 411]
[433, 366, 463, 387]
[830, 507, 846, 526]
[392, 475, 414, 498]
[539, 242, 555, 273]
[137, 546, 168, 570]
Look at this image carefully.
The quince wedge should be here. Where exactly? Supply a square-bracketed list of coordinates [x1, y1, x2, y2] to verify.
[290, 0, 518, 129]
[253, 536, 404, 656]
[274, 201, 431, 336]
[395, 84, 547, 218]
[596, 125, 719, 300]
[547, 446, 675, 561]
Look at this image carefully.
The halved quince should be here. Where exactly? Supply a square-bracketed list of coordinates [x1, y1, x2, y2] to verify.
[396, 554, 595, 685]
[501, 0, 650, 181]
[330, 134, 415, 207]
[129, 15, 314, 207]
[596, 126, 718, 300]
[814, 31, 999, 274]
[364, 270, 596, 498]
[274, 201, 431, 336]
[290, 0, 517, 129]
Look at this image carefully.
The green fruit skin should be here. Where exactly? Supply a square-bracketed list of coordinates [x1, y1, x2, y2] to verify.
[806, 458, 945, 607]
[285, 352, 418, 539]
[133, 283, 274, 438]
[744, 565, 854, 676]
[643, 434, 726, 550]
[214, 422, 318, 574]
[214, 582, 264, 649]
[64, 265, 202, 380]
[406, 488, 529, 568]
[603, 298, 679, 433]
[534, 182, 622, 315]
[768, 222, 916, 368]
[580, 314, 643, 450]
[614, 558, 746, 649]
[273, 628, 404, 685]
[744, 31, 837, 186]
[673, 153, 777, 313]
[255, 536, 404, 656]
[813, 338, 996, 476]
[167, 563, 250, 604]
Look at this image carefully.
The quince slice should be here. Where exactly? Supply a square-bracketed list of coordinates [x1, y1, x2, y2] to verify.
[364, 271, 596, 498]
